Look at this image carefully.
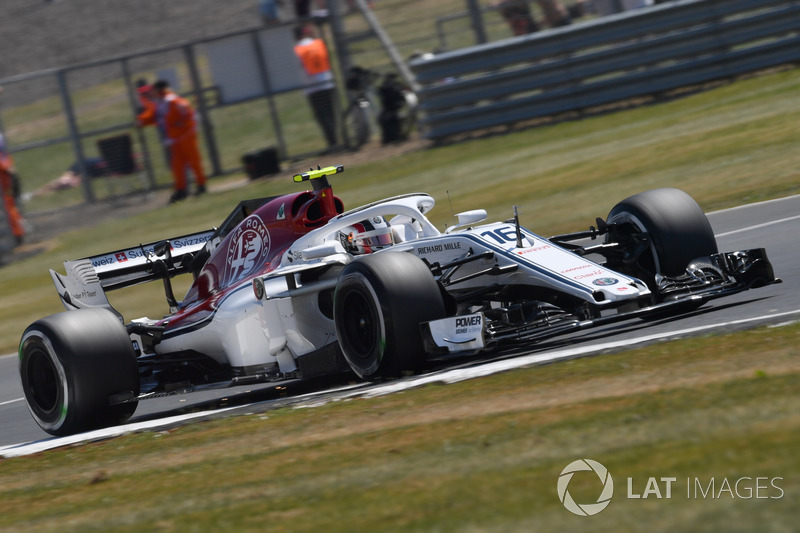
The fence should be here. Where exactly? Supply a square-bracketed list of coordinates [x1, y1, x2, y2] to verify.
[0, 0, 478, 213]
[0, 19, 345, 211]
[410, 0, 800, 140]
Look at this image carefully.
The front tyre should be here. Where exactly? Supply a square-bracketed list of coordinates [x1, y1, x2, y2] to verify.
[19, 309, 140, 436]
[334, 252, 446, 380]
[606, 188, 718, 280]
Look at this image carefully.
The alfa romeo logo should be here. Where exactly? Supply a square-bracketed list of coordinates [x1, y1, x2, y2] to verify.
[592, 277, 619, 286]
[224, 215, 271, 286]
[557, 459, 614, 516]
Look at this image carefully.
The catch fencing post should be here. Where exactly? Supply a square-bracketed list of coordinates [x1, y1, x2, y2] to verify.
[184, 44, 222, 177]
[465, 0, 488, 45]
[251, 31, 289, 160]
[58, 70, 94, 203]
[121, 58, 157, 190]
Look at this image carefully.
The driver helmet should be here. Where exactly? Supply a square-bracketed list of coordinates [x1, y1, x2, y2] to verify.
[340, 216, 394, 254]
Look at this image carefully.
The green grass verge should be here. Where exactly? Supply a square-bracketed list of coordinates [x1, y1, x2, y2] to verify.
[1, 322, 797, 532]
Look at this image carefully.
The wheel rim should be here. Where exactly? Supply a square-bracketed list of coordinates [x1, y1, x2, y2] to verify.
[608, 212, 662, 275]
[341, 288, 379, 360]
[23, 343, 61, 417]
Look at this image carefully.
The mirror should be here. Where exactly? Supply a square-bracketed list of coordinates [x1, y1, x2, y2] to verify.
[445, 209, 487, 233]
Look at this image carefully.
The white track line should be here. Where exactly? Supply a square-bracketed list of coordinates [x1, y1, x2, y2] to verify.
[714, 214, 800, 238]
[0, 406, 244, 458]
[0, 398, 24, 407]
[708, 194, 800, 214]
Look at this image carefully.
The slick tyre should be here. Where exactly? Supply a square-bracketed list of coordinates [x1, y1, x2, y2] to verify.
[607, 188, 718, 278]
[334, 252, 446, 380]
[19, 309, 140, 436]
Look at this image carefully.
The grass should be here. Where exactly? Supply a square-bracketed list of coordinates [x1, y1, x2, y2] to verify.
[0, 322, 797, 531]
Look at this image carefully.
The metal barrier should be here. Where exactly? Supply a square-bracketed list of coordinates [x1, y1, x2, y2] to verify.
[411, 0, 800, 140]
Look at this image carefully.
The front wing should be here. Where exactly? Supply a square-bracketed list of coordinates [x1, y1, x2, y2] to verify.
[422, 248, 779, 355]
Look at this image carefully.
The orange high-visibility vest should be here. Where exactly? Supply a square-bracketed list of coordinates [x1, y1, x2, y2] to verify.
[159, 92, 197, 142]
[294, 38, 331, 76]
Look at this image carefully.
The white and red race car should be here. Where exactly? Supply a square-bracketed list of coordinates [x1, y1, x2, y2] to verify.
[19, 165, 777, 435]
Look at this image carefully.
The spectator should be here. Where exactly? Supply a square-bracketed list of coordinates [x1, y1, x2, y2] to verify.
[294, 24, 338, 149]
[137, 80, 207, 204]
[24, 158, 107, 199]
[495, 0, 540, 35]
[67, 157, 107, 179]
[135, 80, 158, 128]
[537, 0, 572, 27]
[259, 0, 283, 25]
[496, 0, 578, 35]
[567, 0, 587, 19]
[136, 79, 171, 167]
[0, 133, 26, 245]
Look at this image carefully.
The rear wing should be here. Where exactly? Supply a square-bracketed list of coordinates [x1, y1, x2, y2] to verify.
[50, 229, 215, 314]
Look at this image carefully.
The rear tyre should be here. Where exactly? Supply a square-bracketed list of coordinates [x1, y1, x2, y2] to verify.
[606, 188, 718, 279]
[19, 309, 140, 436]
[334, 252, 446, 380]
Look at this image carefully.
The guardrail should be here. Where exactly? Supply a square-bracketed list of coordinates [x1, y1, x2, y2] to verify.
[410, 0, 800, 140]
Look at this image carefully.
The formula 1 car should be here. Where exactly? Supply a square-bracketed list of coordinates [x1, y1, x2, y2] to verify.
[19, 165, 778, 436]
